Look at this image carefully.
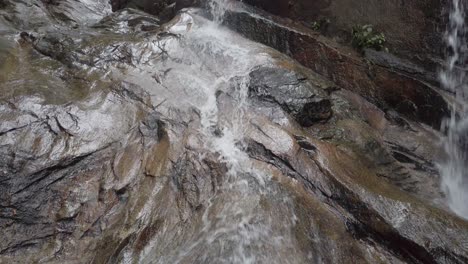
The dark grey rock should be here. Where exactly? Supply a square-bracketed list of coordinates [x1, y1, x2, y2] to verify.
[249, 66, 332, 126]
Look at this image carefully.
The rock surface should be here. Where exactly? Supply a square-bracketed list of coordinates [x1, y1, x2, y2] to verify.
[248, 66, 333, 126]
[240, 0, 445, 77]
[0, 0, 467, 264]
[111, 0, 176, 22]
[223, 2, 451, 129]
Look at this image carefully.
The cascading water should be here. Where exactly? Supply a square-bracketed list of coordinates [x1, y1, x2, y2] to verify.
[132, 1, 302, 263]
[439, 0, 468, 219]
[208, 0, 230, 23]
[183, 2, 300, 263]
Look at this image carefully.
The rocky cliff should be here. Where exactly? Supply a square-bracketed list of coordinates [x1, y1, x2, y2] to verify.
[0, 0, 467, 263]
[242, 0, 445, 75]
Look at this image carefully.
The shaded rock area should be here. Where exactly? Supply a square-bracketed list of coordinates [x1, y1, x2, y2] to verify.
[223, 2, 451, 129]
[0, 0, 467, 264]
[111, 0, 176, 22]
[240, 0, 445, 79]
[110, 0, 199, 22]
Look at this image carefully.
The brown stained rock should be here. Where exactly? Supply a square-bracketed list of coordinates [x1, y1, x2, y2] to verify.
[144, 133, 170, 178]
[112, 133, 145, 190]
[134, 219, 164, 252]
[335, 89, 388, 132]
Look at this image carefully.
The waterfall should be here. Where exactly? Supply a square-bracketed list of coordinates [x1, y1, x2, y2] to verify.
[208, 0, 230, 24]
[133, 6, 302, 263]
[439, 0, 468, 219]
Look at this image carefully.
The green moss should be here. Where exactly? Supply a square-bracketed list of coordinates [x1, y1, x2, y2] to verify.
[352, 24, 387, 52]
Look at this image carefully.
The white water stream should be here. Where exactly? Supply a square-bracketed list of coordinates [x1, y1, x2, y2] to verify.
[126, 1, 303, 263]
[439, 0, 468, 219]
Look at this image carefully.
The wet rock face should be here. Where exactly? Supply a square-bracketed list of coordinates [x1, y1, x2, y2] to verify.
[112, 0, 171, 12]
[1, 0, 468, 263]
[175, 0, 197, 9]
[242, 0, 444, 71]
[172, 150, 226, 216]
[223, 3, 450, 129]
[111, 0, 176, 21]
[0, 86, 165, 262]
[0, 1, 168, 262]
[248, 66, 332, 126]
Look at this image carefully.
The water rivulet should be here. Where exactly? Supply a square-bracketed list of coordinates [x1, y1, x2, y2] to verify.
[0, 0, 468, 263]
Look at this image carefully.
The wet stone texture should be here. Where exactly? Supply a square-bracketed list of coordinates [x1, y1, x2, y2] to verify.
[248, 66, 332, 127]
[240, 0, 445, 79]
[223, 3, 451, 129]
[0, 0, 468, 264]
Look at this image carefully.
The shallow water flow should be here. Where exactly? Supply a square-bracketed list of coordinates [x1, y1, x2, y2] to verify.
[126, 8, 303, 263]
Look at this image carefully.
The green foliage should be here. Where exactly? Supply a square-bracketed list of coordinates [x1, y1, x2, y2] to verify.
[352, 25, 387, 51]
[311, 21, 321, 31]
[309, 19, 330, 31]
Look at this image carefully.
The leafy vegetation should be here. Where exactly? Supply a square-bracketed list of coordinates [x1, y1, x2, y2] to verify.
[310, 21, 321, 31]
[309, 19, 330, 31]
[352, 25, 387, 52]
